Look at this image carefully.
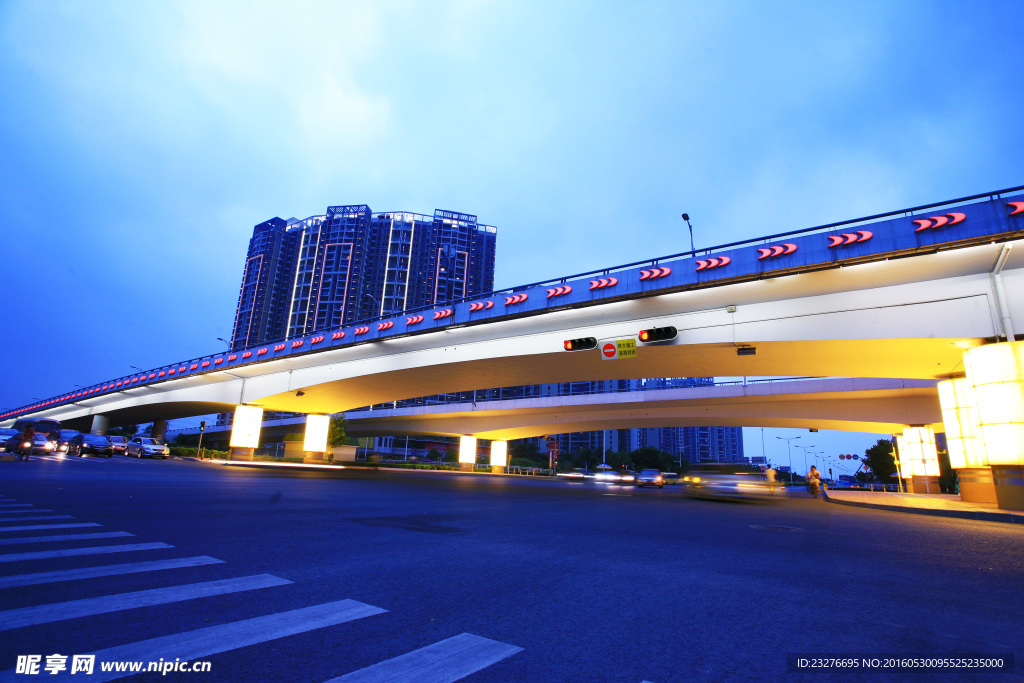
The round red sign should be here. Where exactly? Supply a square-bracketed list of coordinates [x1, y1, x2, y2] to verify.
[602, 343, 617, 358]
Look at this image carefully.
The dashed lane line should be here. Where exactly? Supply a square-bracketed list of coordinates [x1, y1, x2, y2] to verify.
[0, 574, 293, 630]
[0, 531, 134, 546]
[0, 542, 172, 564]
[329, 632, 524, 683]
[0, 556, 226, 589]
[0, 523, 98, 532]
[0, 516, 75, 522]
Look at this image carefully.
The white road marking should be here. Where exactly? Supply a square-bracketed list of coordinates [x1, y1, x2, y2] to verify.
[0, 541, 172, 563]
[0, 531, 134, 545]
[0, 509, 53, 514]
[4, 599, 388, 682]
[329, 632, 524, 683]
[0, 503, 33, 508]
[0, 556, 225, 589]
[0, 516, 74, 522]
[0, 523, 97, 532]
[0, 574, 293, 630]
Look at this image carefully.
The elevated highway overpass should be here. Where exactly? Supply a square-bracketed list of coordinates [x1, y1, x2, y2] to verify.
[3, 187, 1022, 434]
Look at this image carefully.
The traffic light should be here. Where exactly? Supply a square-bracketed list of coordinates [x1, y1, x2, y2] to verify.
[200, 421, 206, 432]
[638, 326, 677, 343]
[563, 337, 597, 351]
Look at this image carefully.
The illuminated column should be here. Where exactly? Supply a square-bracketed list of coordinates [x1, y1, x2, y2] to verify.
[89, 414, 109, 436]
[459, 435, 478, 472]
[901, 427, 939, 494]
[490, 440, 508, 474]
[964, 341, 1024, 510]
[229, 405, 263, 461]
[938, 377, 995, 504]
[303, 414, 330, 463]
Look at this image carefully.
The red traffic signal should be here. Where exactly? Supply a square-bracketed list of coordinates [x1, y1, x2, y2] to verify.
[638, 326, 677, 343]
[564, 337, 597, 351]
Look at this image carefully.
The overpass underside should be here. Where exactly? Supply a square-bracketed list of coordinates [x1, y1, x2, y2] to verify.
[341, 379, 941, 440]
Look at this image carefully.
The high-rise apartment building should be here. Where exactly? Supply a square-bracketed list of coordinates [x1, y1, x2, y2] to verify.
[230, 205, 497, 349]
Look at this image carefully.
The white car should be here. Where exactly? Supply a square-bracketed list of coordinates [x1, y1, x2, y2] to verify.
[127, 437, 170, 459]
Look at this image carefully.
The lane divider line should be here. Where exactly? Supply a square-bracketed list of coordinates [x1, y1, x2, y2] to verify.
[0, 531, 133, 546]
[329, 632, 524, 682]
[0, 556, 226, 589]
[0, 574, 293, 631]
[0, 542, 172, 564]
[3, 599, 388, 683]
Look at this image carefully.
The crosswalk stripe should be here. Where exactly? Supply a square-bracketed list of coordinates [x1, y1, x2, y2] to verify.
[0, 509, 52, 514]
[0, 556, 226, 589]
[0, 523, 97, 532]
[0, 531, 134, 546]
[0, 542, 172, 563]
[7, 599, 388, 683]
[0, 516, 74, 522]
[329, 632, 524, 682]
[0, 574, 293, 630]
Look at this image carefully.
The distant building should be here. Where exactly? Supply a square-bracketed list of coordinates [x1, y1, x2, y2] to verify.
[230, 206, 497, 349]
[222, 205, 496, 425]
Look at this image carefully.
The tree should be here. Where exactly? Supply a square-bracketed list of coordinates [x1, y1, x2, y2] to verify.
[108, 424, 138, 438]
[327, 416, 347, 449]
[510, 440, 543, 464]
[863, 438, 897, 483]
[630, 446, 675, 472]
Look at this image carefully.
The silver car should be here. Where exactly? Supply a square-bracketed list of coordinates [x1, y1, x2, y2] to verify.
[127, 437, 170, 459]
[635, 469, 665, 488]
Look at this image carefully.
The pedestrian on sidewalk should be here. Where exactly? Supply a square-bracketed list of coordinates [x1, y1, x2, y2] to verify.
[807, 465, 822, 498]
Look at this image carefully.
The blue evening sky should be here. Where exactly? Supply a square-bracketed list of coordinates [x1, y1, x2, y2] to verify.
[2, 1, 1022, 472]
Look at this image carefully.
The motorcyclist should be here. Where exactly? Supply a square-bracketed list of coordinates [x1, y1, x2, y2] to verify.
[18, 425, 35, 461]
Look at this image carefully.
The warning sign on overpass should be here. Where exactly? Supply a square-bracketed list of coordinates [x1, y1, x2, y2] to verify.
[601, 339, 637, 360]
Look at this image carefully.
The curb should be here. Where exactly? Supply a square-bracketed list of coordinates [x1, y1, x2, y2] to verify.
[825, 495, 1023, 525]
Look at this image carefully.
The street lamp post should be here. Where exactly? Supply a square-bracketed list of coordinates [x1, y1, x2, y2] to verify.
[795, 444, 816, 480]
[775, 435, 800, 484]
[217, 337, 231, 348]
[681, 213, 695, 253]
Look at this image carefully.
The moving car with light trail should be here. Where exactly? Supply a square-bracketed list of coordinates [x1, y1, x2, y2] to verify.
[680, 464, 782, 500]
[635, 469, 665, 488]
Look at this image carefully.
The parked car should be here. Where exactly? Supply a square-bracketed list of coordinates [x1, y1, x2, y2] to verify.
[108, 435, 128, 455]
[0, 428, 20, 449]
[4, 433, 56, 455]
[635, 469, 665, 488]
[679, 463, 782, 500]
[127, 437, 170, 459]
[54, 430, 82, 453]
[68, 433, 113, 457]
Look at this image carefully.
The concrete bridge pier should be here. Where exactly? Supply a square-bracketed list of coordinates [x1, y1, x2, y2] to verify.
[151, 420, 168, 441]
[490, 440, 508, 474]
[939, 341, 1024, 510]
[89, 414, 109, 435]
[228, 405, 263, 461]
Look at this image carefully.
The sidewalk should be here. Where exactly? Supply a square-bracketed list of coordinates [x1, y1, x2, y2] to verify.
[825, 489, 1024, 525]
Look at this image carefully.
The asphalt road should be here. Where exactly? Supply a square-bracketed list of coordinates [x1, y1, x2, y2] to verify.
[0, 455, 1022, 682]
